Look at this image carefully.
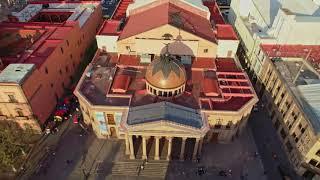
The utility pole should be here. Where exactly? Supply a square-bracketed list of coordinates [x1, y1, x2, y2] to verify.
[293, 49, 312, 83]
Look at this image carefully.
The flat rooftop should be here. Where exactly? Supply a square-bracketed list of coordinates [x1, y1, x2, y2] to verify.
[0, 64, 35, 84]
[271, 56, 320, 133]
[261, 44, 320, 73]
[77, 50, 256, 111]
[0, 1, 99, 70]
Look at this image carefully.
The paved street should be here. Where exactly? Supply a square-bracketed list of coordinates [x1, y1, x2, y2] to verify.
[26, 122, 267, 180]
[248, 102, 302, 180]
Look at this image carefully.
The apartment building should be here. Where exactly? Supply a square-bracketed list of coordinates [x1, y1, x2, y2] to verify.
[229, 0, 320, 76]
[253, 44, 320, 178]
[0, 1, 102, 133]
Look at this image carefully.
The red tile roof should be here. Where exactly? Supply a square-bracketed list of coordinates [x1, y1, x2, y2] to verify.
[216, 58, 241, 72]
[112, 74, 131, 93]
[98, 20, 122, 36]
[216, 24, 238, 40]
[203, 78, 220, 97]
[118, 54, 141, 67]
[203, 1, 225, 25]
[119, 2, 216, 42]
[192, 57, 217, 70]
[261, 44, 320, 63]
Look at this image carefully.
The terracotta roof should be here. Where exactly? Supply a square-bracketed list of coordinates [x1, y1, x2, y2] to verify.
[203, 78, 220, 97]
[119, 2, 216, 42]
[192, 57, 217, 70]
[112, 74, 131, 93]
[216, 58, 241, 72]
[216, 24, 238, 40]
[260, 44, 320, 63]
[98, 20, 122, 36]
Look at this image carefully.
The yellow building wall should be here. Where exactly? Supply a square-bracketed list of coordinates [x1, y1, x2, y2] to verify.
[117, 24, 218, 58]
[0, 83, 40, 132]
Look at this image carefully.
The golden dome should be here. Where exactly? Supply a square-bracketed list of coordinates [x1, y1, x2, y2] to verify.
[145, 54, 186, 89]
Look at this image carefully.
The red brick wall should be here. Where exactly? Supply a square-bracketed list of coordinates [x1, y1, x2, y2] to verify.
[22, 5, 102, 124]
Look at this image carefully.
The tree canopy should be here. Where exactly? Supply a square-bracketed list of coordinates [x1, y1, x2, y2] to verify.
[0, 121, 38, 173]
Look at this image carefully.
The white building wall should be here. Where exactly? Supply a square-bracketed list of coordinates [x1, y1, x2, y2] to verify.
[135, 38, 199, 56]
[96, 35, 118, 52]
[278, 20, 320, 45]
[217, 40, 239, 58]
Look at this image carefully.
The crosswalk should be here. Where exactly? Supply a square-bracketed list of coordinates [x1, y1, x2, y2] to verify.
[111, 160, 169, 179]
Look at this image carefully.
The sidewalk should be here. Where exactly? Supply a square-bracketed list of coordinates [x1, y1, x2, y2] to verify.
[249, 102, 301, 180]
[165, 126, 266, 180]
[18, 119, 72, 180]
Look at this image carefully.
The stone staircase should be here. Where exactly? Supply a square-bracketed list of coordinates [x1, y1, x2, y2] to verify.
[111, 160, 169, 179]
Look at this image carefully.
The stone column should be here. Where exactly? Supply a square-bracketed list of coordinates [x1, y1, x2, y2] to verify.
[179, 137, 187, 161]
[129, 135, 135, 160]
[125, 134, 130, 155]
[166, 137, 172, 161]
[142, 136, 147, 160]
[154, 136, 160, 160]
[192, 138, 200, 161]
[198, 138, 203, 156]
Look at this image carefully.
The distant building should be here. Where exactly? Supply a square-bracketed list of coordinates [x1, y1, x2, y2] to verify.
[0, 1, 102, 133]
[230, 0, 320, 178]
[229, 0, 320, 75]
[74, 0, 258, 161]
[254, 44, 320, 179]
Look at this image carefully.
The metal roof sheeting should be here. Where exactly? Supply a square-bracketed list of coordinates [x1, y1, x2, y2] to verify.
[127, 102, 203, 128]
[298, 84, 320, 131]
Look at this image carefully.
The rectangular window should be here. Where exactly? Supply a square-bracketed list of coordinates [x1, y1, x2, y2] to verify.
[204, 49, 208, 53]
[280, 128, 287, 139]
[215, 120, 222, 129]
[227, 50, 232, 57]
[285, 141, 293, 153]
[309, 159, 318, 166]
[107, 114, 115, 125]
[274, 119, 280, 130]
[17, 110, 23, 117]
[226, 121, 232, 129]
[8, 95, 17, 103]
[60, 47, 64, 54]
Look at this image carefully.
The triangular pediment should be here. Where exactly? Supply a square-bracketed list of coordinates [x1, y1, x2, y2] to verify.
[127, 120, 204, 135]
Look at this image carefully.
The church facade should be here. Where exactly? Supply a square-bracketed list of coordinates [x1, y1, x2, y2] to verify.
[74, 0, 258, 161]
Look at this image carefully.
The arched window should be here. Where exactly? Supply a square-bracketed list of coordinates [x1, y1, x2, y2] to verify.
[162, 33, 173, 40]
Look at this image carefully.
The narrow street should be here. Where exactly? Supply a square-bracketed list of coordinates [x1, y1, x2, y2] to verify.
[248, 103, 301, 180]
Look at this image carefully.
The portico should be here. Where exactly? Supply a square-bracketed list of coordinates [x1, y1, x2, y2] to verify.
[122, 101, 209, 161]
[126, 134, 203, 161]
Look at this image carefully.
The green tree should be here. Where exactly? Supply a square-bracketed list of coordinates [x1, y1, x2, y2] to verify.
[0, 121, 32, 173]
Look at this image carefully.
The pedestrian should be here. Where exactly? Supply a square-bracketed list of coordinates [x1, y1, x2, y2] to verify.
[66, 160, 72, 165]
[228, 169, 232, 176]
